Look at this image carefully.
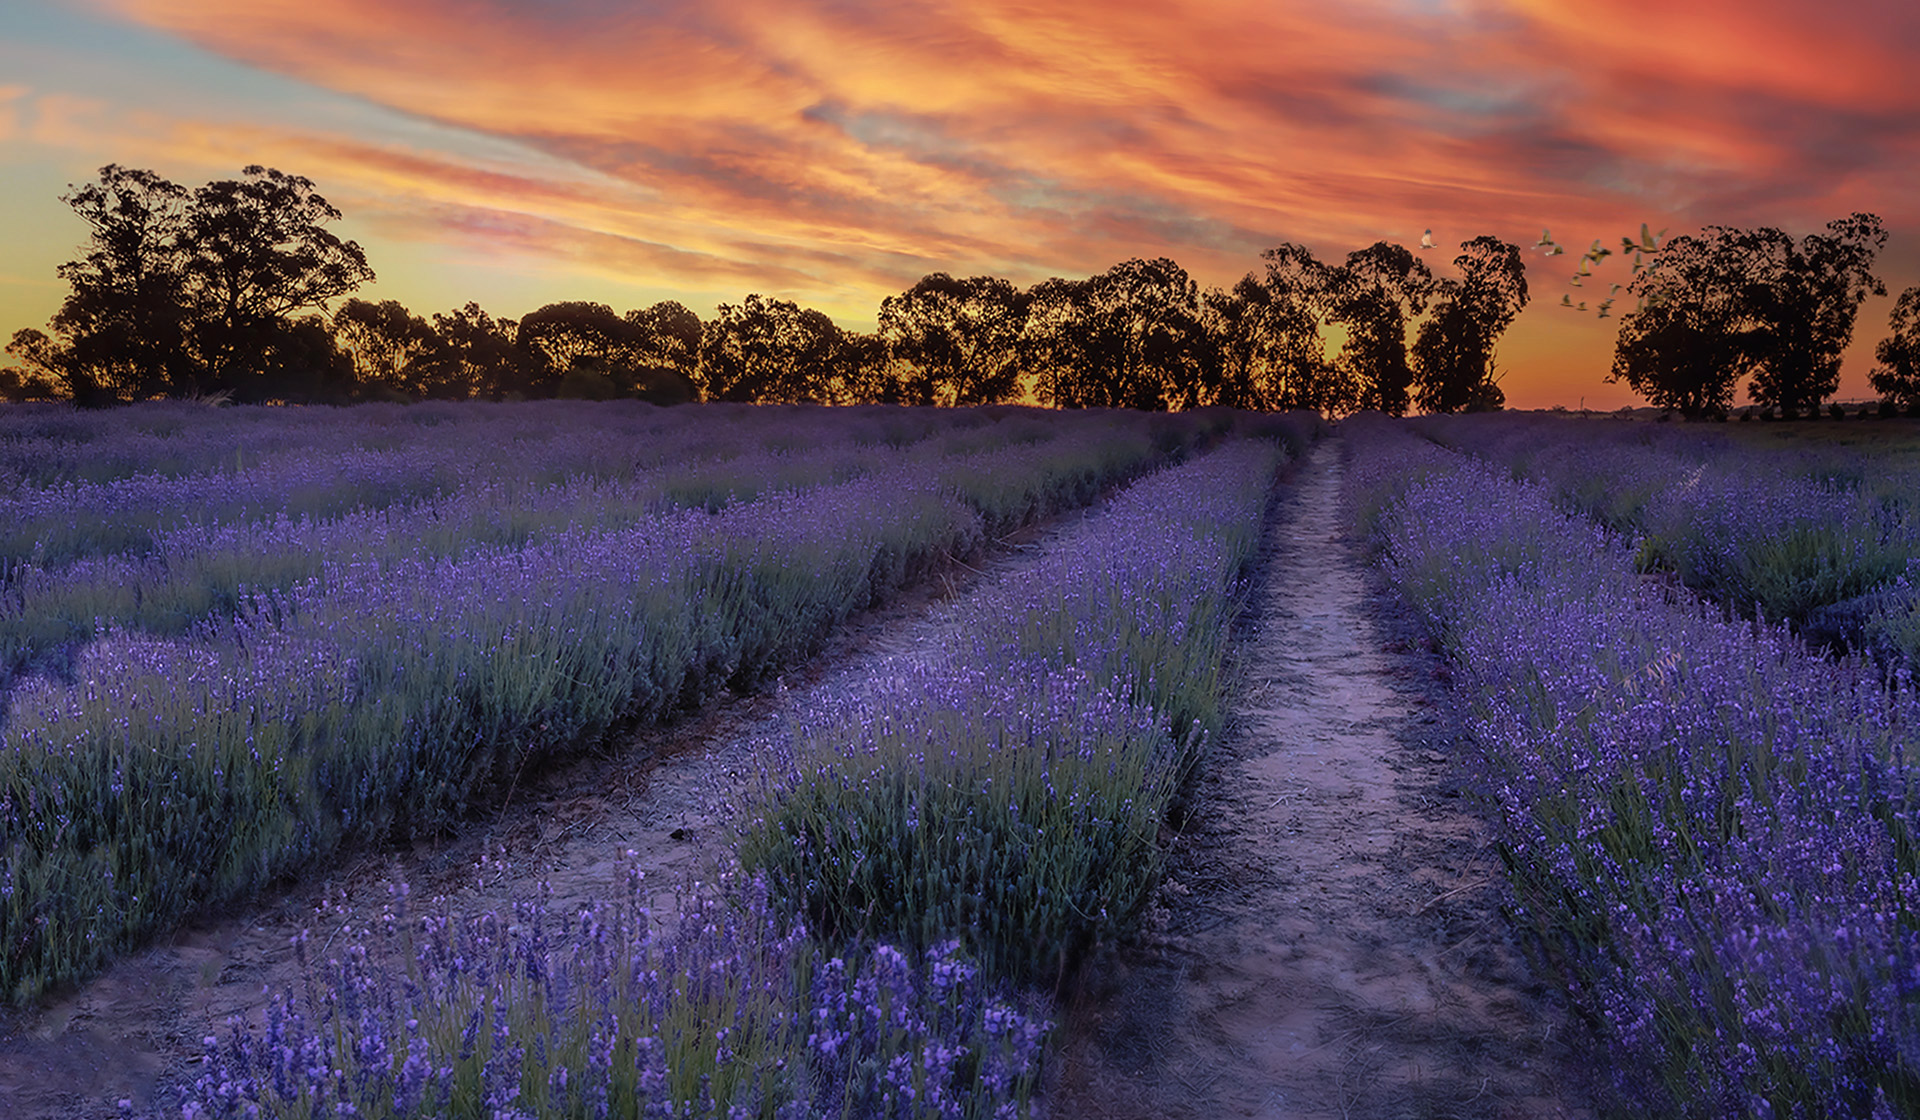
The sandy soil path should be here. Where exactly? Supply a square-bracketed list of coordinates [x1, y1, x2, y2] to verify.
[1046, 439, 1597, 1119]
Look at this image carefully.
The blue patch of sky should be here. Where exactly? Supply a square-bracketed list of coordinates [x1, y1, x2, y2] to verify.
[0, 0, 593, 183]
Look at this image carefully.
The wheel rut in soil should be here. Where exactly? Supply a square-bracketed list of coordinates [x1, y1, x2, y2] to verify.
[1048, 438, 1596, 1120]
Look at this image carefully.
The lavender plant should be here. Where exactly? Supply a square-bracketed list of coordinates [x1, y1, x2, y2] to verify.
[144, 412, 1316, 1120]
[1347, 413, 1920, 1118]
[735, 439, 1289, 993]
[176, 863, 1051, 1120]
[1414, 412, 1920, 651]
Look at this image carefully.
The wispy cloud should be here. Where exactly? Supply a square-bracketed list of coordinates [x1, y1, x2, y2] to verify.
[10, 0, 1916, 404]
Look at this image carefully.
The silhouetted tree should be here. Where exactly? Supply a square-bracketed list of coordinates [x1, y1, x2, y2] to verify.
[333, 298, 438, 398]
[1727, 213, 1886, 417]
[1869, 285, 1920, 410]
[181, 166, 375, 400]
[837, 330, 895, 405]
[1201, 275, 1339, 412]
[42, 165, 194, 404]
[878, 273, 1027, 406]
[1608, 232, 1763, 416]
[699, 294, 845, 403]
[24, 164, 373, 405]
[1017, 277, 1096, 408]
[515, 301, 632, 398]
[1, 330, 71, 402]
[512, 299, 704, 403]
[1097, 258, 1216, 410]
[1412, 235, 1527, 413]
[620, 300, 703, 404]
[257, 313, 358, 403]
[1607, 280, 1752, 418]
[420, 303, 517, 401]
[1022, 259, 1212, 411]
[1609, 215, 1885, 417]
[1324, 241, 1436, 415]
[1244, 245, 1367, 416]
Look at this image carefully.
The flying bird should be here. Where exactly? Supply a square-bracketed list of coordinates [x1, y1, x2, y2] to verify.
[1420, 229, 1436, 249]
[1560, 294, 1576, 308]
[1583, 238, 1613, 265]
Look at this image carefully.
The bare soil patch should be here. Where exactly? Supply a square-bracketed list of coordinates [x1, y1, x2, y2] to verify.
[1045, 440, 1599, 1119]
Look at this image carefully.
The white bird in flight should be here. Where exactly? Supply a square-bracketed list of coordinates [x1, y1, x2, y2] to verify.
[1420, 229, 1436, 249]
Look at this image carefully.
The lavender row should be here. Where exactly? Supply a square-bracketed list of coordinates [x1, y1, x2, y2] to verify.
[170, 419, 1315, 1120]
[179, 868, 1053, 1120]
[735, 434, 1297, 992]
[0, 401, 1071, 572]
[0, 399, 1016, 497]
[1414, 412, 1920, 660]
[1346, 414, 1920, 1117]
[0, 405, 1159, 691]
[0, 410, 1213, 1003]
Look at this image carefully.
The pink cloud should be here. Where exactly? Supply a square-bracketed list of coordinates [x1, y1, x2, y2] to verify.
[38, 0, 1920, 407]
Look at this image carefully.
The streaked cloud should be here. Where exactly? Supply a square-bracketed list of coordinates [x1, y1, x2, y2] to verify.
[4, 0, 1915, 406]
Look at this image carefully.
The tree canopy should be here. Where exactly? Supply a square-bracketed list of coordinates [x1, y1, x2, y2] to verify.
[1412, 235, 1527, 414]
[1609, 213, 1887, 417]
[8, 164, 1902, 417]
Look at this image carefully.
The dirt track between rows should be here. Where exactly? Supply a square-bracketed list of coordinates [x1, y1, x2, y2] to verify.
[1046, 440, 1596, 1119]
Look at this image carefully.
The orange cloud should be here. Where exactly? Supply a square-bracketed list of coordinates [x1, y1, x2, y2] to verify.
[33, 0, 1917, 410]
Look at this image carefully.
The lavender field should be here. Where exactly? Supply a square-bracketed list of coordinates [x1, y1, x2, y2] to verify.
[7, 401, 1918, 1119]
[0, 399, 1327, 1118]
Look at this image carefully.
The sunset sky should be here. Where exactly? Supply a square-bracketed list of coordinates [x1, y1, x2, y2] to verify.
[3, 0, 1918, 410]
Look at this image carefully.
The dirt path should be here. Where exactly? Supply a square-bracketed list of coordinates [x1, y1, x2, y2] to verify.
[1046, 439, 1597, 1119]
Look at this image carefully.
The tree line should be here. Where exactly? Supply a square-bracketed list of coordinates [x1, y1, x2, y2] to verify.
[5, 164, 1918, 416]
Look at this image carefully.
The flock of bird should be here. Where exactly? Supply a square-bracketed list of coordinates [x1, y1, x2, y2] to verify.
[1418, 222, 1670, 319]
